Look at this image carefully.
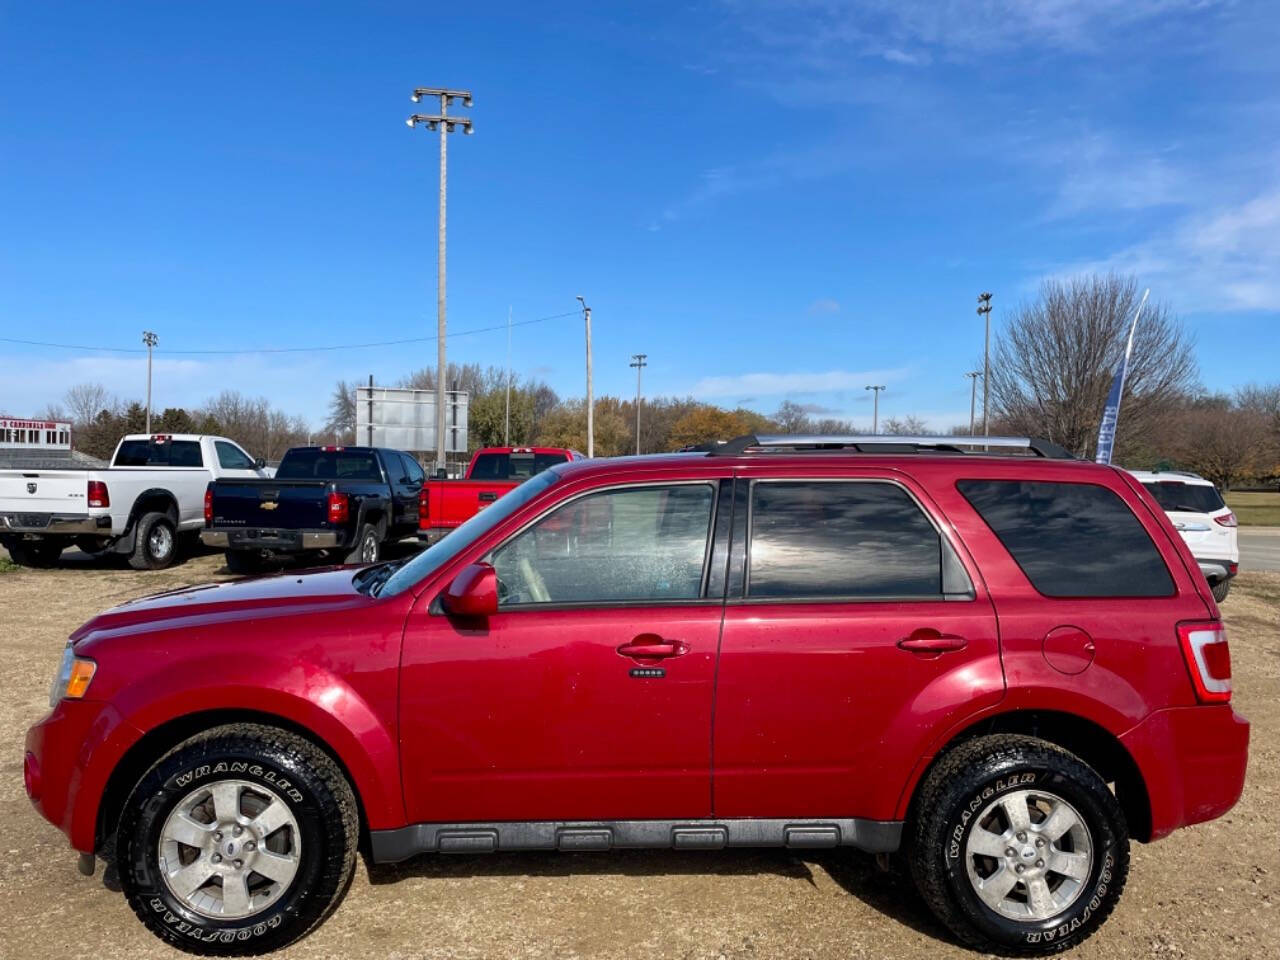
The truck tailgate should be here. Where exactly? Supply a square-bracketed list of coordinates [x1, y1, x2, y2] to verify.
[423, 480, 519, 530]
[209, 479, 331, 529]
[0, 470, 89, 515]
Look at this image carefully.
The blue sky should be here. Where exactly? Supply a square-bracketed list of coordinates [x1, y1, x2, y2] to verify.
[2, 0, 1279, 431]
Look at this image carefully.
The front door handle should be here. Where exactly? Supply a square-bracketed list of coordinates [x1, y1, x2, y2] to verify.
[897, 628, 968, 655]
[478, 491, 497, 503]
[616, 634, 689, 661]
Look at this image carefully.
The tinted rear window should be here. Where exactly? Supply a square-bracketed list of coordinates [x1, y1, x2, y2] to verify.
[275, 449, 383, 481]
[747, 481, 944, 599]
[958, 480, 1174, 598]
[114, 439, 203, 467]
[470, 451, 569, 480]
[1142, 480, 1225, 514]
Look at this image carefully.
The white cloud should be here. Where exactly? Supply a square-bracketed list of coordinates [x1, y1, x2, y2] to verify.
[807, 297, 841, 315]
[691, 367, 910, 398]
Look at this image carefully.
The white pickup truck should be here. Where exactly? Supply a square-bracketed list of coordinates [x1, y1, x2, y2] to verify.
[0, 433, 269, 569]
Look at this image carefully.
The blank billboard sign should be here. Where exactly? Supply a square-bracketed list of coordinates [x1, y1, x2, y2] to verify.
[356, 386, 469, 454]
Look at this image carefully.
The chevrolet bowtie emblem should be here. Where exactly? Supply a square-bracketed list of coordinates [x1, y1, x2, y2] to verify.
[260, 501, 279, 511]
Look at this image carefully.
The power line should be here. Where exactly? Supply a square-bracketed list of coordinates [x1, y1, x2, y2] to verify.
[0, 309, 579, 357]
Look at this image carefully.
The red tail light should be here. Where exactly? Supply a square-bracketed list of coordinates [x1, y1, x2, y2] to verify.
[87, 480, 110, 508]
[418, 488, 429, 529]
[327, 491, 349, 525]
[1214, 512, 1237, 527]
[1177, 622, 1232, 703]
[204, 487, 214, 526]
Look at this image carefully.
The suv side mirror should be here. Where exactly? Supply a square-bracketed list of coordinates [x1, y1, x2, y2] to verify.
[442, 562, 499, 617]
[254, 457, 267, 470]
[434, 467, 448, 479]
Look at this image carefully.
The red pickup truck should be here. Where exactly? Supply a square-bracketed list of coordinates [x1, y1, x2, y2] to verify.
[418, 446, 581, 543]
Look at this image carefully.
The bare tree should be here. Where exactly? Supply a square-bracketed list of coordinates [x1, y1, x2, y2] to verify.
[990, 274, 1198, 459]
[64, 382, 117, 427]
[881, 414, 928, 435]
[325, 381, 357, 444]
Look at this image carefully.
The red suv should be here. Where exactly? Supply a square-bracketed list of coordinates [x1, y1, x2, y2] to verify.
[25, 436, 1248, 955]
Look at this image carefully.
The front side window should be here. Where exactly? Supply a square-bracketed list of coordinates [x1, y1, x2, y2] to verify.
[747, 481, 945, 599]
[490, 483, 715, 605]
[215, 441, 256, 470]
[958, 479, 1174, 598]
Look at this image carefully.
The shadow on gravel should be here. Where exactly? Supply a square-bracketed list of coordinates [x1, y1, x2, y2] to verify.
[366, 847, 950, 943]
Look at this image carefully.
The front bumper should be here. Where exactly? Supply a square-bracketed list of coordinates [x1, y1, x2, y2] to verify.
[0, 513, 111, 536]
[1120, 704, 1249, 841]
[202, 528, 341, 551]
[25, 698, 143, 853]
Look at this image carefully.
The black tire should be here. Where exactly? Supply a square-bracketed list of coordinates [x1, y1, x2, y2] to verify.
[129, 511, 178, 570]
[223, 550, 269, 576]
[5, 538, 63, 567]
[116, 723, 358, 956]
[907, 734, 1129, 955]
[343, 522, 381, 565]
[1211, 579, 1230, 602]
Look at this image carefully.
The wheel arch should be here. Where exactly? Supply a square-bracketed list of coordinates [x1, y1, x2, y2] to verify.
[95, 708, 373, 857]
[126, 489, 180, 532]
[902, 709, 1152, 843]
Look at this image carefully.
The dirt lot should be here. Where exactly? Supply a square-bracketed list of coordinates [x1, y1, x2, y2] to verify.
[1, 550, 1276, 960]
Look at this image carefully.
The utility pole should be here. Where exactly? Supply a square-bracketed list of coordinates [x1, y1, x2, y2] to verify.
[142, 331, 158, 434]
[576, 296, 593, 457]
[408, 87, 473, 472]
[630, 353, 647, 455]
[504, 305, 512, 445]
[965, 371, 981, 436]
[865, 384, 885, 433]
[977, 291, 993, 449]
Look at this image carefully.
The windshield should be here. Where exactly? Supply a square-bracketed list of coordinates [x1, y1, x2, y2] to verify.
[1142, 480, 1225, 514]
[376, 469, 561, 598]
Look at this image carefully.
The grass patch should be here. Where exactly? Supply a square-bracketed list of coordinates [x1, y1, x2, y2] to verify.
[0, 556, 18, 574]
[1226, 491, 1280, 526]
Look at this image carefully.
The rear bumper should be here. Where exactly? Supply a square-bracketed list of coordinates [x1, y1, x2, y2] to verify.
[1196, 559, 1238, 583]
[202, 528, 342, 551]
[25, 698, 143, 853]
[1121, 704, 1249, 841]
[0, 513, 111, 536]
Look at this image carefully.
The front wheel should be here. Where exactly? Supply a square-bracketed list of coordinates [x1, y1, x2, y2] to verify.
[117, 723, 358, 955]
[908, 735, 1129, 955]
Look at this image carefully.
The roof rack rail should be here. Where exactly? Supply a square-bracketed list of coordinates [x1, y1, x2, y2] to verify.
[707, 434, 1074, 459]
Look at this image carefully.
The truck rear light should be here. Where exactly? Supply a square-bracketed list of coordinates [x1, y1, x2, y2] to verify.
[1214, 512, 1237, 527]
[1177, 622, 1232, 703]
[327, 491, 349, 524]
[87, 480, 110, 508]
[418, 488, 429, 528]
[204, 486, 214, 526]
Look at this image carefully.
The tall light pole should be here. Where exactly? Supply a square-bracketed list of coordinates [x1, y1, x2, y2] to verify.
[142, 331, 158, 434]
[865, 384, 885, 433]
[965, 370, 981, 436]
[577, 296, 593, 457]
[408, 87, 473, 472]
[504, 305, 512, 445]
[977, 291, 993, 449]
[630, 353, 647, 455]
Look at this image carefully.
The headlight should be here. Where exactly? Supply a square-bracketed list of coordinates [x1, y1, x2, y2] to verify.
[49, 646, 96, 707]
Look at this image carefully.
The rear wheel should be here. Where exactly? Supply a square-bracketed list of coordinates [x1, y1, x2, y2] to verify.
[1211, 579, 1231, 602]
[343, 523, 381, 565]
[129, 512, 178, 570]
[5, 538, 63, 567]
[908, 735, 1128, 955]
[116, 723, 357, 955]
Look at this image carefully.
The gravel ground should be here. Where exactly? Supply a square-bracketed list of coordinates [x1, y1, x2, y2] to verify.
[1, 549, 1276, 960]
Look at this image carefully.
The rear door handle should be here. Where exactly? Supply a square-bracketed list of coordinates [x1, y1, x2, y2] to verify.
[897, 628, 968, 655]
[616, 634, 689, 660]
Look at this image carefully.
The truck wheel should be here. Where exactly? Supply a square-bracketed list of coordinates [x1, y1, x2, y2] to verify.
[116, 723, 358, 956]
[224, 551, 269, 576]
[129, 512, 178, 570]
[6, 539, 63, 567]
[908, 734, 1129, 955]
[1212, 579, 1230, 602]
[344, 523, 380, 565]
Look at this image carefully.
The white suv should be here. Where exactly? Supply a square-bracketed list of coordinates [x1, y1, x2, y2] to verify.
[1129, 469, 1239, 601]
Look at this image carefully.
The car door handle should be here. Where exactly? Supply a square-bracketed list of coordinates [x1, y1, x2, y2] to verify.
[478, 492, 497, 502]
[616, 634, 689, 660]
[897, 629, 968, 655]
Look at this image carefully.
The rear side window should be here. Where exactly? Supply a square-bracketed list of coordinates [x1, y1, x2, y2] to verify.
[1142, 480, 1225, 514]
[746, 481, 948, 599]
[958, 480, 1174, 598]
